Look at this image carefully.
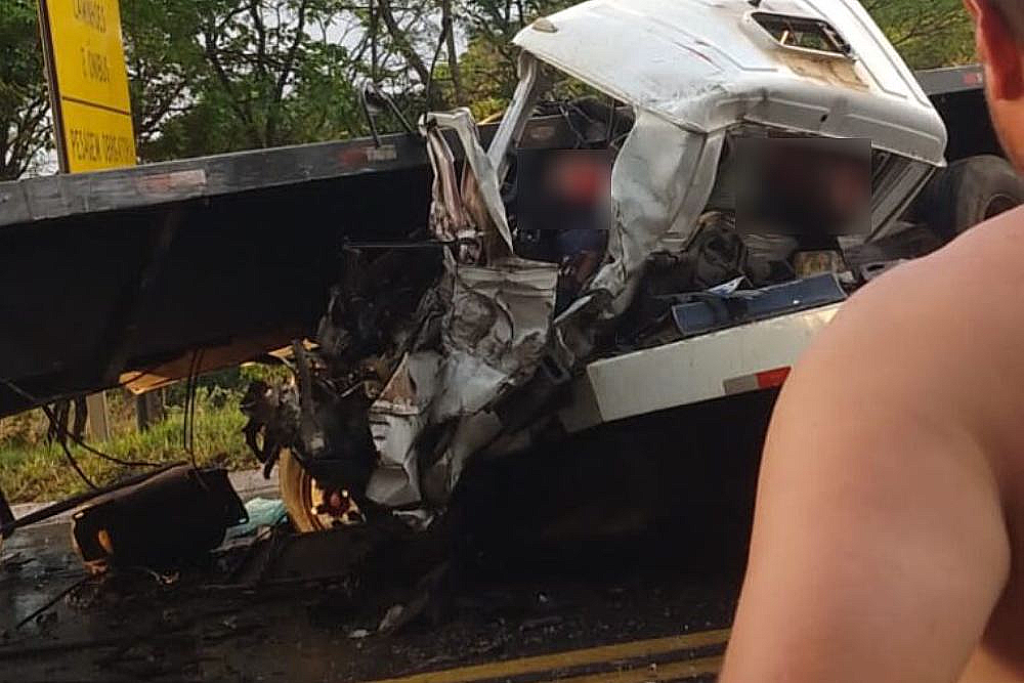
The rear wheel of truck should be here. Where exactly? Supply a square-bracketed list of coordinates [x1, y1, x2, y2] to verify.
[279, 450, 362, 532]
[915, 155, 1024, 240]
[279, 450, 321, 532]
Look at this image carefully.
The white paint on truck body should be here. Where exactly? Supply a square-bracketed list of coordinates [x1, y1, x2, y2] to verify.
[559, 304, 842, 432]
[513, 0, 947, 165]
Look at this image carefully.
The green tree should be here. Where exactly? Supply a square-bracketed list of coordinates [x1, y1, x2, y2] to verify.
[431, 0, 573, 118]
[864, 0, 976, 69]
[0, 0, 51, 179]
[122, 0, 203, 149]
[126, 0, 368, 161]
[346, 0, 448, 112]
[0, 0, 987, 178]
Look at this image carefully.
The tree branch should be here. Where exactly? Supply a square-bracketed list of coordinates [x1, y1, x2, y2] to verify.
[376, 0, 431, 85]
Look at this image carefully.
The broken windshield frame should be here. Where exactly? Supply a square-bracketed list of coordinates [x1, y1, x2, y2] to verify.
[489, 52, 937, 245]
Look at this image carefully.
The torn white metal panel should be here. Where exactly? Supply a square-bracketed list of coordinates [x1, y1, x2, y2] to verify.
[425, 127, 475, 245]
[559, 303, 842, 433]
[488, 53, 546, 182]
[365, 351, 441, 508]
[436, 260, 559, 418]
[552, 115, 724, 365]
[421, 109, 515, 255]
[367, 260, 557, 510]
[369, 109, 558, 513]
[422, 411, 503, 506]
[422, 261, 557, 505]
[588, 115, 725, 318]
[514, 0, 947, 165]
[557, 116, 724, 362]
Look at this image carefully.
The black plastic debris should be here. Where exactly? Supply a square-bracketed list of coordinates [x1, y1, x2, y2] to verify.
[71, 465, 247, 573]
[671, 274, 848, 339]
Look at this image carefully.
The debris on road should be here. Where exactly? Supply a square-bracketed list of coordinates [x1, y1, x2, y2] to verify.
[70, 466, 247, 573]
[224, 497, 287, 541]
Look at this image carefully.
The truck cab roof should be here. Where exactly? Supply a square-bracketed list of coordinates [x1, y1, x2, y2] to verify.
[514, 0, 948, 165]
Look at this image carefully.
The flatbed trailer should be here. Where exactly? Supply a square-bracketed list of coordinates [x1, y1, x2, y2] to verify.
[0, 65, 1000, 417]
[0, 113, 588, 415]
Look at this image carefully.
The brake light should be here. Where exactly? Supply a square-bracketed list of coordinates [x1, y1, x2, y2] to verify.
[756, 367, 791, 389]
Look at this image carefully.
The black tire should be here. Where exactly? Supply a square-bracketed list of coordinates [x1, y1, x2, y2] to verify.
[914, 155, 1024, 240]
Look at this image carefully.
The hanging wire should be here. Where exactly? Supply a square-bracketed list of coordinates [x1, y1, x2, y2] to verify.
[56, 435, 98, 490]
[0, 378, 163, 475]
[191, 349, 205, 461]
[181, 349, 205, 470]
[182, 351, 197, 463]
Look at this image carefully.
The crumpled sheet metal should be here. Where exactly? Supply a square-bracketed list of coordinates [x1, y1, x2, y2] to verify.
[366, 351, 441, 509]
[421, 109, 515, 256]
[365, 260, 558, 514]
[366, 111, 557, 517]
[437, 260, 558, 417]
[595, 113, 724, 317]
[421, 260, 557, 507]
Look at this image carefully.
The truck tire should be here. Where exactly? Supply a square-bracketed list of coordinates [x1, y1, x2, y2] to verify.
[915, 155, 1024, 240]
[278, 450, 321, 533]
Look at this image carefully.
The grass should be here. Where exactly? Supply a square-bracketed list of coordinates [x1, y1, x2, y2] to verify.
[0, 369, 282, 504]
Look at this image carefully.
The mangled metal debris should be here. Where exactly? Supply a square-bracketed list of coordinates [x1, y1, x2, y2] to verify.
[366, 111, 558, 524]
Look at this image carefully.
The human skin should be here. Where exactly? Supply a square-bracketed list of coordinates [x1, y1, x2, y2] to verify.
[719, 1, 1024, 681]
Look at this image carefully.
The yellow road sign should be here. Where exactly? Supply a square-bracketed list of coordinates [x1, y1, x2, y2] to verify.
[38, 0, 137, 172]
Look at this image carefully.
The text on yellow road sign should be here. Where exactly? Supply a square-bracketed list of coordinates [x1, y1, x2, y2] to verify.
[60, 98, 136, 172]
[39, 0, 137, 172]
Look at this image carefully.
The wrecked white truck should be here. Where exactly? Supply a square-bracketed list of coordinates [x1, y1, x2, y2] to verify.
[248, 0, 1024, 533]
[1, 1, 1022, 554]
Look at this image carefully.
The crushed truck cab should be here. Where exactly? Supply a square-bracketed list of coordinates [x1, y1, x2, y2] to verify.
[264, 0, 958, 529]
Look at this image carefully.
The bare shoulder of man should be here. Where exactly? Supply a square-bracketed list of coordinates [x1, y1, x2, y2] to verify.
[720, 208, 1024, 683]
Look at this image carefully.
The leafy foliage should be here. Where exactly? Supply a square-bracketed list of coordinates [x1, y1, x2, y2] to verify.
[0, 385, 251, 503]
[0, 0, 982, 173]
[124, 0, 370, 160]
[864, 0, 976, 69]
[0, 0, 50, 179]
[0, 364, 289, 503]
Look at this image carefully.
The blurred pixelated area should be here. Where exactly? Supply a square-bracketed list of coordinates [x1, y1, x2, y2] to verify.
[515, 149, 613, 251]
[515, 149, 614, 309]
[734, 137, 871, 237]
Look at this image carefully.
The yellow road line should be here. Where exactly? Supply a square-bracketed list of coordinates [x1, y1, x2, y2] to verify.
[537, 656, 723, 683]
[363, 630, 730, 683]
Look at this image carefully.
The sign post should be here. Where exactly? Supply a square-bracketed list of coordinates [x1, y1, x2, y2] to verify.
[37, 0, 138, 439]
[37, 0, 137, 173]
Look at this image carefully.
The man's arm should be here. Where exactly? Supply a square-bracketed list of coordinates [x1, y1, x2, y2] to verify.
[720, 230, 1015, 682]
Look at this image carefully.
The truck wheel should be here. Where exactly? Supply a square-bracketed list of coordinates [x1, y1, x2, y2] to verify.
[915, 155, 1024, 240]
[278, 450, 323, 533]
[279, 450, 362, 532]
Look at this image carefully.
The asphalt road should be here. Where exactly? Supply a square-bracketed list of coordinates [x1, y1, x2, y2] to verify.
[0, 447, 755, 683]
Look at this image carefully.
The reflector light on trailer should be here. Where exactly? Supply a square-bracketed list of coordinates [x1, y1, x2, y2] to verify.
[723, 367, 791, 395]
[756, 367, 791, 388]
